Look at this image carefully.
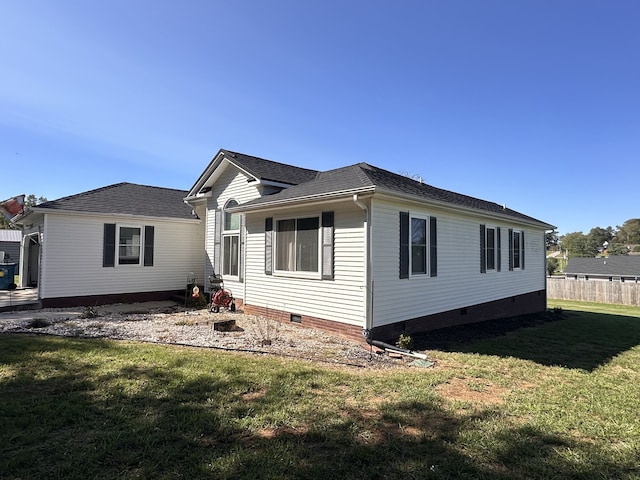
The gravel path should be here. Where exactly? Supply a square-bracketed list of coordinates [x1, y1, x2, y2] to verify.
[0, 304, 419, 369]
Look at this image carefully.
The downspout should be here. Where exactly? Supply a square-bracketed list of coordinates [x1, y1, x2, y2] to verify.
[353, 194, 373, 334]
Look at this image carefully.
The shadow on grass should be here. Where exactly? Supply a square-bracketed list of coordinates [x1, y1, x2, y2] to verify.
[413, 309, 640, 371]
[1, 334, 638, 479]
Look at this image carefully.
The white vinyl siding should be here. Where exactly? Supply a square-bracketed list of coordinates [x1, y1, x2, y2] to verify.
[370, 197, 546, 328]
[244, 201, 366, 327]
[204, 166, 261, 297]
[39, 213, 204, 299]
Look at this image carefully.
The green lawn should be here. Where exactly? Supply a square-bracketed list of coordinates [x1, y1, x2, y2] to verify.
[1, 300, 639, 479]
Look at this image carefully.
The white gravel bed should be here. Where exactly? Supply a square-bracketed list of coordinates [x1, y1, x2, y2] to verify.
[0, 305, 405, 369]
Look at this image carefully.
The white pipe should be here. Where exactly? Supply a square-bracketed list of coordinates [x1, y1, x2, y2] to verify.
[353, 194, 373, 331]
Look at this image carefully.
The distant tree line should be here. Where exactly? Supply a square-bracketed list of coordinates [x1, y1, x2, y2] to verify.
[551, 218, 640, 258]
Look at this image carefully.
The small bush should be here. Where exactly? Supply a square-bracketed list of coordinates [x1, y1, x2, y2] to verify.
[27, 318, 50, 329]
[397, 333, 413, 350]
[79, 306, 100, 319]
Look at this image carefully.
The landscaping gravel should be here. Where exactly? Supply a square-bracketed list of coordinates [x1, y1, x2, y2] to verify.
[0, 303, 414, 369]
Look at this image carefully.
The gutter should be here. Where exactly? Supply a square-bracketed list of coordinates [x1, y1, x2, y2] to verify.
[353, 194, 373, 333]
[227, 186, 376, 213]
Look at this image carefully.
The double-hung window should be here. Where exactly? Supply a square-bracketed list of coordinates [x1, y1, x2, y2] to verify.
[118, 226, 142, 265]
[400, 212, 437, 279]
[222, 200, 240, 277]
[411, 217, 427, 275]
[103, 223, 154, 267]
[480, 225, 501, 273]
[509, 229, 525, 271]
[276, 216, 319, 273]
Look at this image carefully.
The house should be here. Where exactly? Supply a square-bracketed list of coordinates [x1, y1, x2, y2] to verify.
[13, 149, 554, 341]
[14, 183, 204, 306]
[564, 256, 640, 283]
[0, 229, 21, 270]
[184, 149, 555, 341]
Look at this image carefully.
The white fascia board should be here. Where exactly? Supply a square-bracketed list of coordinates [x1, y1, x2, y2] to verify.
[27, 208, 201, 224]
[227, 186, 376, 213]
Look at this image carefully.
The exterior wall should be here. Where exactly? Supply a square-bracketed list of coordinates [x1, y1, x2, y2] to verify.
[243, 200, 367, 328]
[39, 213, 204, 301]
[370, 197, 547, 330]
[204, 166, 261, 300]
[0, 241, 20, 270]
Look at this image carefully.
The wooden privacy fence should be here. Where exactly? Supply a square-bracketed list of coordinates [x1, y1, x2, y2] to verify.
[547, 277, 640, 306]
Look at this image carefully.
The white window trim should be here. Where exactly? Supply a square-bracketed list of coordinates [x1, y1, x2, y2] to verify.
[512, 229, 523, 270]
[222, 200, 240, 279]
[116, 224, 143, 267]
[273, 214, 322, 279]
[409, 213, 429, 278]
[485, 225, 497, 272]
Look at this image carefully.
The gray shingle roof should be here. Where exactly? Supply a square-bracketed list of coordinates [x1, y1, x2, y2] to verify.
[233, 161, 553, 227]
[564, 256, 640, 277]
[222, 149, 319, 185]
[35, 183, 196, 220]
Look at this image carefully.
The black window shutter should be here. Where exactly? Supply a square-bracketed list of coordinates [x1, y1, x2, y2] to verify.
[480, 224, 486, 273]
[103, 223, 116, 267]
[508, 228, 514, 271]
[322, 211, 334, 280]
[265, 217, 273, 275]
[496, 227, 502, 272]
[214, 209, 222, 274]
[521, 231, 525, 270]
[429, 216, 437, 277]
[399, 211, 409, 279]
[143, 226, 154, 266]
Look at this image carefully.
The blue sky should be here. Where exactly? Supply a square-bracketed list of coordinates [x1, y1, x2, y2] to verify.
[1, 1, 638, 235]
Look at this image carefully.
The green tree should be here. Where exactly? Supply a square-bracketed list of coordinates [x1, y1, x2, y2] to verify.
[545, 230, 559, 250]
[560, 231, 599, 258]
[587, 226, 615, 252]
[607, 243, 629, 256]
[546, 257, 559, 276]
[615, 218, 640, 244]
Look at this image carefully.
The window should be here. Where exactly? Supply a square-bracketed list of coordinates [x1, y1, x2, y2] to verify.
[222, 200, 240, 276]
[480, 225, 501, 273]
[276, 216, 319, 273]
[486, 228, 496, 270]
[103, 224, 154, 267]
[509, 229, 525, 271]
[118, 226, 141, 265]
[411, 217, 427, 275]
[400, 212, 437, 279]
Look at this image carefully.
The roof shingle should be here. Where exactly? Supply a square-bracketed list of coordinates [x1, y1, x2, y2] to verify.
[35, 183, 196, 220]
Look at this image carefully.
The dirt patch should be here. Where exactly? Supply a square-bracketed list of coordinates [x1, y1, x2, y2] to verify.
[435, 377, 509, 406]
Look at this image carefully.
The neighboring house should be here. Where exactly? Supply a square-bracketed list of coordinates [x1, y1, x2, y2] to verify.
[184, 149, 555, 341]
[14, 183, 204, 307]
[0, 229, 21, 271]
[564, 256, 640, 283]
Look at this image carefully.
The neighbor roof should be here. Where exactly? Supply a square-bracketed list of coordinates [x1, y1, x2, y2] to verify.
[28, 183, 197, 220]
[231, 161, 554, 228]
[564, 256, 640, 277]
[0, 229, 22, 242]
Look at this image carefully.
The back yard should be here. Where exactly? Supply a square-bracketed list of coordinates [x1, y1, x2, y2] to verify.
[1, 299, 639, 479]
